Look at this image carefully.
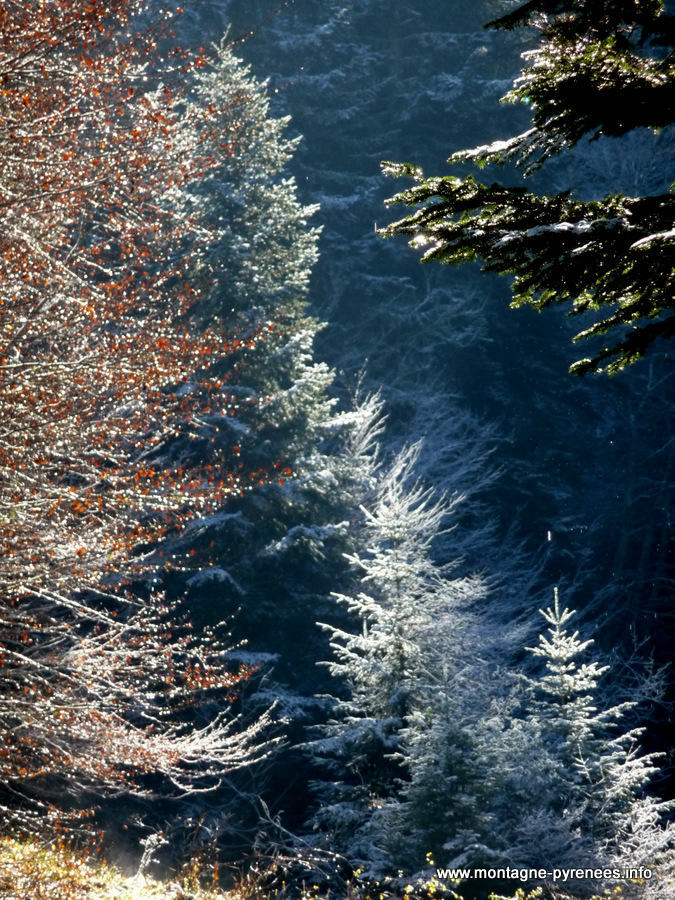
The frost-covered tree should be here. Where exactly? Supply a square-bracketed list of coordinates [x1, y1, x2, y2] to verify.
[127, 37, 398, 850]
[392, 590, 675, 893]
[309, 440, 487, 876]
[501, 589, 675, 893]
[0, 0, 291, 845]
[167, 39, 366, 704]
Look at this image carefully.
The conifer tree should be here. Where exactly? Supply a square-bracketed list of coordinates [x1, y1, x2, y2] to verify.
[310, 440, 486, 876]
[170, 38, 362, 705]
[392, 590, 675, 892]
[140, 37, 393, 850]
[383, 0, 675, 375]
[507, 589, 675, 891]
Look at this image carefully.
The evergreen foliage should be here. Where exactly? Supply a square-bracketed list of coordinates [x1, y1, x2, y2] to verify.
[309, 440, 488, 877]
[383, 0, 675, 374]
[145, 37, 392, 853]
[169, 45, 366, 724]
[503, 590, 675, 892]
[313, 570, 675, 891]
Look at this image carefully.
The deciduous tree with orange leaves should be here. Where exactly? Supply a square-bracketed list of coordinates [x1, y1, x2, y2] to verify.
[0, 0, 284, 841]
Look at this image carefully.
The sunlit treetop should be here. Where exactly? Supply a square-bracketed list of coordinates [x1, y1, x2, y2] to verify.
[382, 0, 675, 375]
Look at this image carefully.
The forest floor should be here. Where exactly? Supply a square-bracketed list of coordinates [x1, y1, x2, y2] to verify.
[0, 837, 233, 900]
[0, 837, 588, 900]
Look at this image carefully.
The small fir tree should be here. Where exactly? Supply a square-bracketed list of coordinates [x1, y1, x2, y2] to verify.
[512, 589, 675, 890]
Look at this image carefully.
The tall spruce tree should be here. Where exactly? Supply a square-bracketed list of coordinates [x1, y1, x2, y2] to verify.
[143, 38, 393, 852]
[309, 440, 488, 877]
[182, 38, 380, 692]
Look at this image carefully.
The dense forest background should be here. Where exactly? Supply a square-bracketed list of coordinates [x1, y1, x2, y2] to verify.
[185, 0, 675, 766]
[202, 0, 675, 647]
[170, 0, 675, 889]
[4, 1, 675, 898]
